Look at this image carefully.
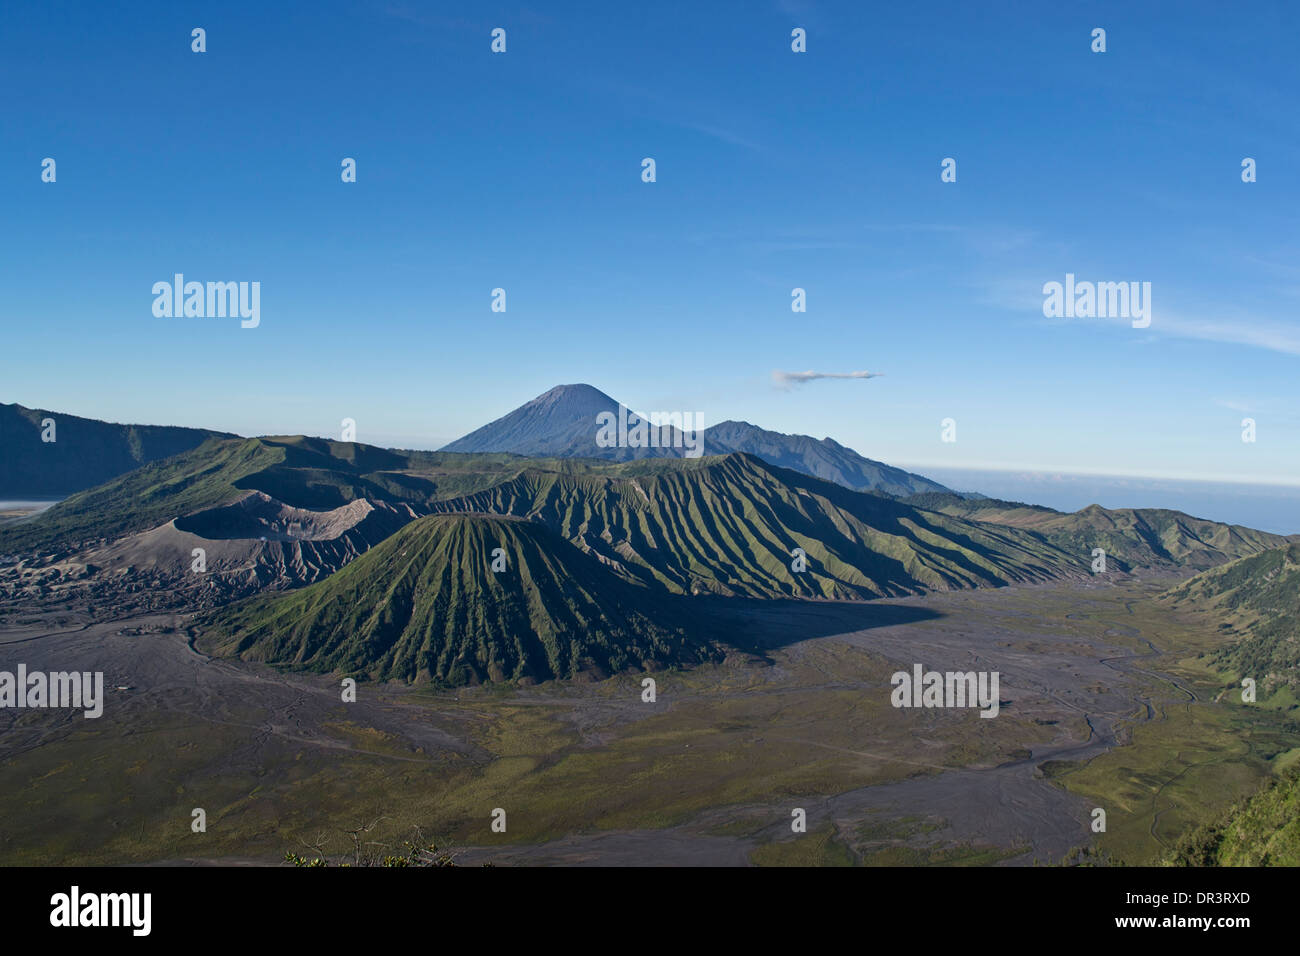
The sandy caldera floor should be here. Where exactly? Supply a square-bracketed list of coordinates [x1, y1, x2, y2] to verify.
[0, 572, 1237, 866]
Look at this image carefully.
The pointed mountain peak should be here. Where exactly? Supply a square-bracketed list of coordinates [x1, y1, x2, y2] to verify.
[525, 383, 619, 413]
[440, 385, 951, 497]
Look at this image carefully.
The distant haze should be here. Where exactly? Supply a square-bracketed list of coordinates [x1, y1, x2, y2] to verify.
[913, 468, 1300, 536]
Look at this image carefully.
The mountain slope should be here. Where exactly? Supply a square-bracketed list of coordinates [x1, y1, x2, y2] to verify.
[438, 384, 617, 457]
[904, 493, 1290, 571]
[428, 453, 1086, 599]
[1168, 767, 1300, 866]
[9, 432, 1283, 609]
[199, 513, 719, 684]
[0, 435, 561, 555]
[440, 384, 950, 496]
[0, 437, 285, 554]
[1163, 542, 1300, 696]
[73, 492, 422, 604]
[0, 402, 233, 497]
[702, 420, 950, 497]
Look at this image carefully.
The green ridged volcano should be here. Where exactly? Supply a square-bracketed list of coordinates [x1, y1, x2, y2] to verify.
[199, 513, 718, 684]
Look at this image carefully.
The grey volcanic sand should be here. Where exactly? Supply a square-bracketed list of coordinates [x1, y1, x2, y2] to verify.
[454, 582, 1173, 866]
[1, 576, 1184, 866]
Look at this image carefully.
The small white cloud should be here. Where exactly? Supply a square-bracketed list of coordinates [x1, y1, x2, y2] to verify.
[773, 369, 884, 389]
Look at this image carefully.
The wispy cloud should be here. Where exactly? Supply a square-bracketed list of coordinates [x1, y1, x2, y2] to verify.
[1213, 395, 1300, 425]
[1215, 397, 1256, 414]
[574, 76, 764, 153]
[677, 120, 762, 151]
[984, 272, 1300, 359]
[1062, 307, 1300, 357]
[773, 369, 884, 389]
[1157, 313, 1300, 357]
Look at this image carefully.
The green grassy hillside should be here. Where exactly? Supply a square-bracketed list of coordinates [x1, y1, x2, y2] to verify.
[428, 454, 1087, 598]
[1168, 767, 1300, 866]
[1164, 543, 1300, 696]
[199, 513, 719, 684]
[0, 437, 283, 553]
[0, 436, 571, 554]
[904, 493, 1289, 570]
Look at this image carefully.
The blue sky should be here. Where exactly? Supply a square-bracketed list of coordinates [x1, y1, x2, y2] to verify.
[3, 0, 1299, 493]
